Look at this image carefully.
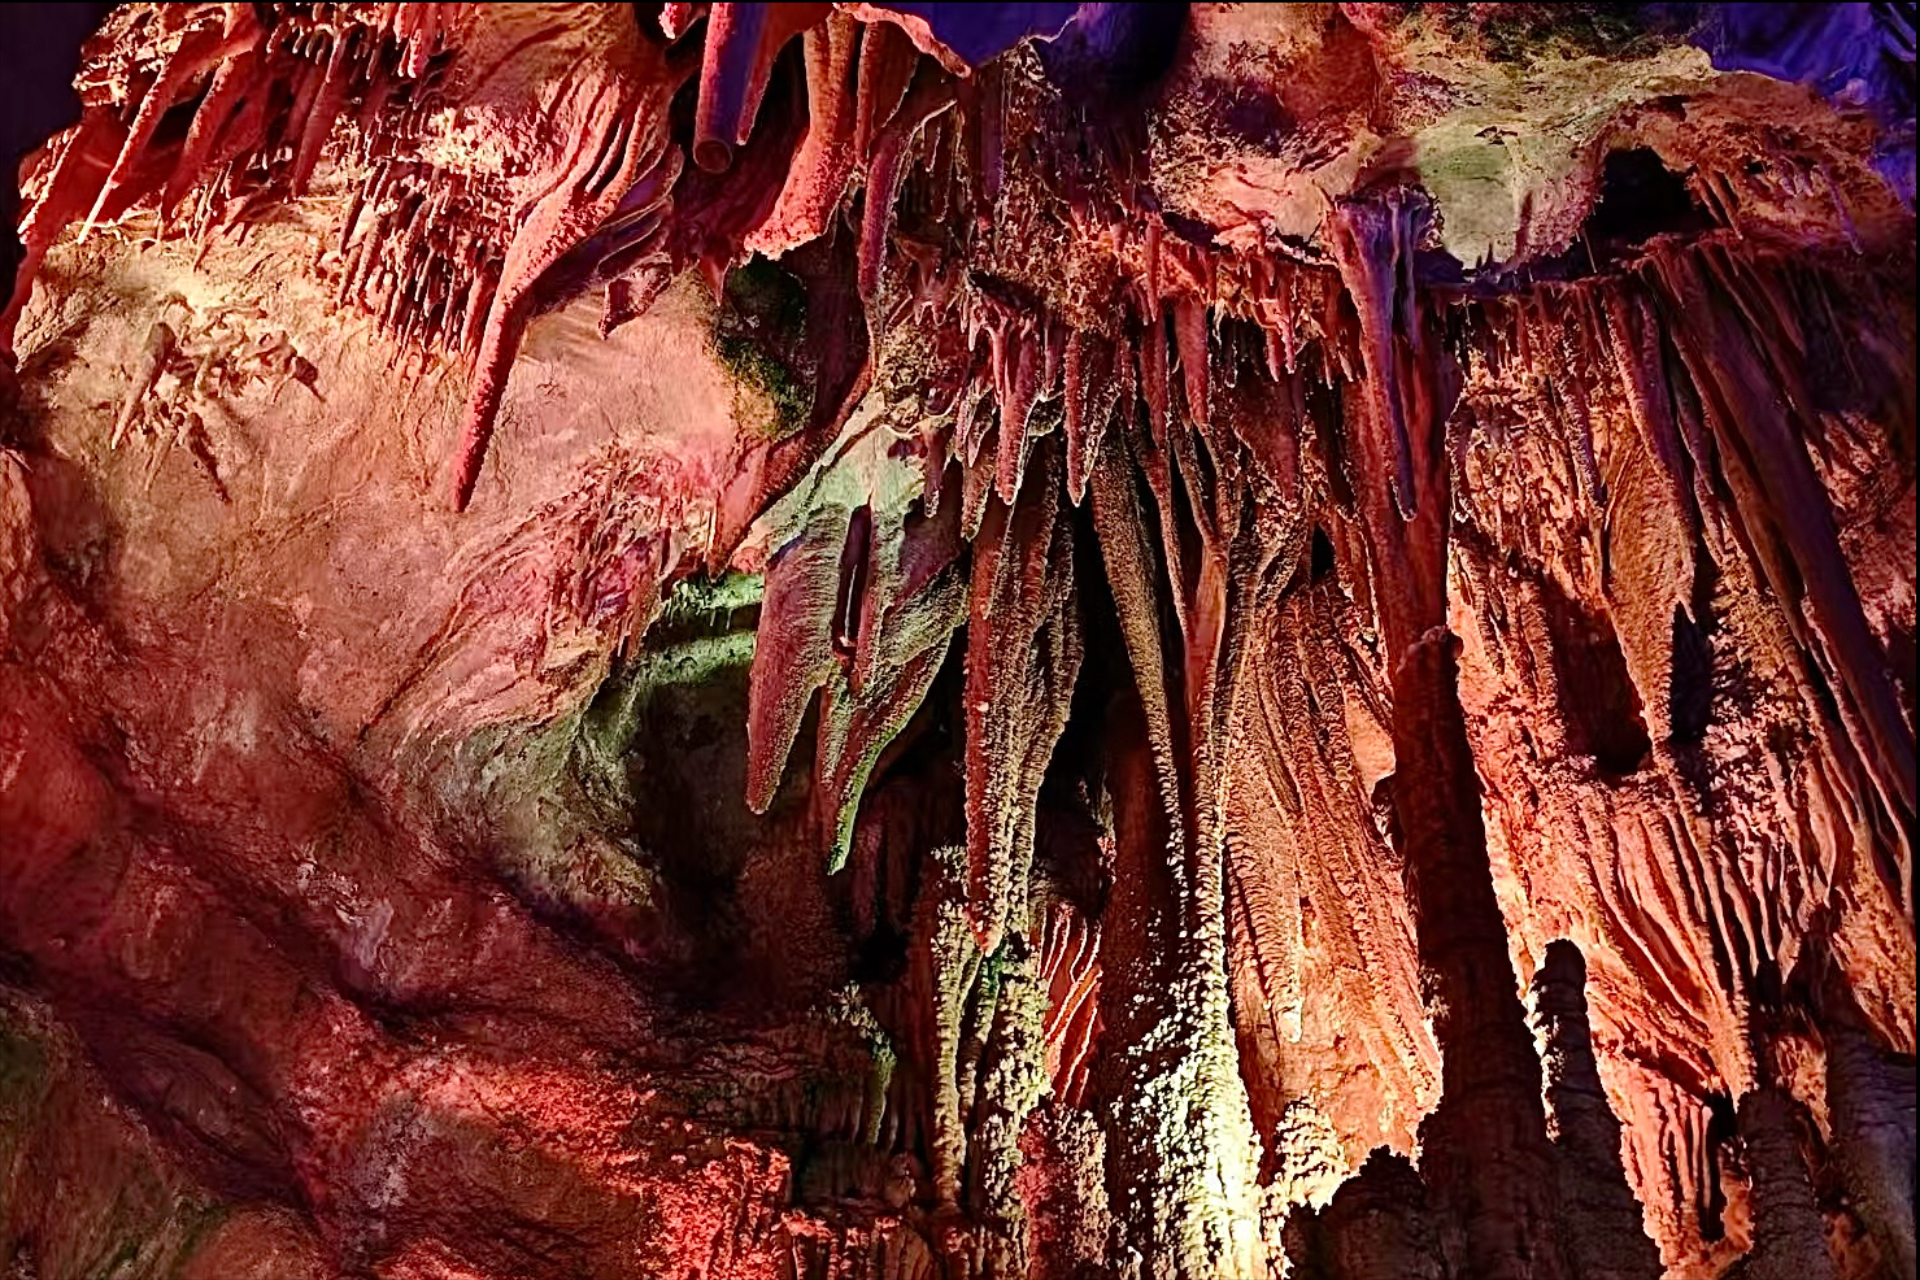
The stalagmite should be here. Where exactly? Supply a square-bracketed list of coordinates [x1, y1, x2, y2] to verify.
[1288, 1151, 1447, 1280]
[1393, 629, 1571, 1280]
[1532, 940, 1665, 1280]
[1737, 1088, 1837, 1280]
[1819, 962, 1919, 1279]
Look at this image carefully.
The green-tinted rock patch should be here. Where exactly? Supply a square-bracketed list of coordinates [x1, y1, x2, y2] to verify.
[1444, 3, 1675, 64]
[716, 260, 815, 442]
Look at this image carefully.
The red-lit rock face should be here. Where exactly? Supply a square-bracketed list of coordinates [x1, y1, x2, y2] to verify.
[0, 5, 1913, 1279]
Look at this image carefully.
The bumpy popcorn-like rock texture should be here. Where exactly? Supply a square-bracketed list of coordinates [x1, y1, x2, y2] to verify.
[0, 4, 1913, 1278]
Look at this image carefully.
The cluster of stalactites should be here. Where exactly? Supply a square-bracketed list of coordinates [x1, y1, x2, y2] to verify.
[10, 10, 1915, 1271]
[6, 4, 1378, 527]
[747, 235, 1359, 904]
[3, 4, 941, 508]
[1, 4, 459, 360]
[753, 187, 1915, 1280]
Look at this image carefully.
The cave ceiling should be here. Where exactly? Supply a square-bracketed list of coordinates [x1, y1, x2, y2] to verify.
[0, 4, 1914, 1279]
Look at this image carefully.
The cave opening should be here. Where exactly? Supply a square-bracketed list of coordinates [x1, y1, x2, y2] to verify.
[1543, 576, 1656, 777]
[1670, 547, 1721, 746]
[1587, 146, 1716, 250]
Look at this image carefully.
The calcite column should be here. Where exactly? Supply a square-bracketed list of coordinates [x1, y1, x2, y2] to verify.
[1088, 669, 1263, 1279]
[1331, 192, 1566, 1280]
[1737, 1088, 1836, 1280]
[1288, 1151, 1446, 1280]
[1391, 628, 1568, 1280]
[1086, 374, 1276, 1276]
[1820, 969, 1918, 1280]
[1530, 940, 1664, 1280]
[1017, 1102, 1113, 1280]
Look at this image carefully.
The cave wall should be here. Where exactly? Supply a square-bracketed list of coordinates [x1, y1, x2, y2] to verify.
[0, 4, 1914, 1279]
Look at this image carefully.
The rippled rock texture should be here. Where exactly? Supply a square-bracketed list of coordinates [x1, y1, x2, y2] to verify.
[0, 4, 1913, 1278]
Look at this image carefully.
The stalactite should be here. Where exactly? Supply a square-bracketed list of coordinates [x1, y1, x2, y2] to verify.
[823, 498, 969, 867]
[1328, 190, 1424, 522]
[1060, 328, 1127, 507]
[691, 3, 831, 175]
[80, 14, 232, 239]
[1594, 282, 1701, 745]
[289, 29, 354, 197]
[0, 113, 122, 358]
[1227, 577, 1439, 1179]
[449, 30, 681, 509]
[1325, 194, 1451, 658]
[961, 446, 1080, 952]
[988, 318, 1043, 505]
[857, 70, 957, 307]
[1651, 249, 1917, 828]
[158, 34, 258, 219]
[743, 13, 859, 256]
[853, 18, 918, 161]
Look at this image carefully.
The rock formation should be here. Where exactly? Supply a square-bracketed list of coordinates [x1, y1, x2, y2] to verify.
[0, 4, 1913, 1278]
